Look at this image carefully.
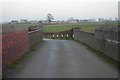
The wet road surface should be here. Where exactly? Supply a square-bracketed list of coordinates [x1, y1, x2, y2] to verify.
[4, 39, 118, 78]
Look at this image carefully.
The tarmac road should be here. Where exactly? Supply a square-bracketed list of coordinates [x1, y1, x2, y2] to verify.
[4, 39, 118, 78]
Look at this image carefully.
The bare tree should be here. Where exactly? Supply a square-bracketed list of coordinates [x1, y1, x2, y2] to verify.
[47, 13, 54, 23]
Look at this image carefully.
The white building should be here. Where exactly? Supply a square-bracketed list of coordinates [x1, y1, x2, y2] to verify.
[20, 19, 28, 23]
[11, 20, 19, 24]
[68, 17, 79, 23]
[30, 20, 38, 24]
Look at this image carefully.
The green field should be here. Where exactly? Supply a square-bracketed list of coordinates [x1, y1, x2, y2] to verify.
[6, 21, 117, 33]
[42, 22, 101, 33]
[3, 23, 45, 31]
[12, 23, 38, 28]
[42, 21, 117, 33]
[7, 23, 45, 29]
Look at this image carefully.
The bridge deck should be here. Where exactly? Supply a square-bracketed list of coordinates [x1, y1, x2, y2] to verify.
[4, 39, 118, 78]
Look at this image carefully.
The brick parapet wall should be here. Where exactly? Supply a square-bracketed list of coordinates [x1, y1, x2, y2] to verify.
[2, 24, 43, 71]
[95, 27, 118, 41]
[2, 30, 29, 70]
[73, 28, 119, 61]
[28, 29, 43, 48]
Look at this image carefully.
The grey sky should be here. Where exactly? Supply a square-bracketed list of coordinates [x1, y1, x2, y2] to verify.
[1, 0, 119, 22]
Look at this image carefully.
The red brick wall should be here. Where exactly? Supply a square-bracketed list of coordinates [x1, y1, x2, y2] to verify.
[2, 30, 29, 70]
[0, 34, 2, 74]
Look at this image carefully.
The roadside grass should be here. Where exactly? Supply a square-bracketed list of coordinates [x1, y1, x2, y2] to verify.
[74, 40, 118, 69]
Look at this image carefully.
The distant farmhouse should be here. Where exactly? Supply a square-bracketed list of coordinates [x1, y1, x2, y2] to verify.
[68, 17, 79, 23]
[30, 20, 38, 24]
[38, 20, 50, 23]
[11, 20, 19, 24]
[20, 19, 28, 23]
[79, 19, 88, 22]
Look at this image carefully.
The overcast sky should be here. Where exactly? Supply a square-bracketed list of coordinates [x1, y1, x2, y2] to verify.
[1, 0, 119, 22]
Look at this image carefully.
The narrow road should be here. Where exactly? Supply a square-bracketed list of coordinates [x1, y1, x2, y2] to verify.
[4, 39, 118, 78]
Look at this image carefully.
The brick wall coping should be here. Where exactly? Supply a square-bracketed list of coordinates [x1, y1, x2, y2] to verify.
[28, 29, 42, 34]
